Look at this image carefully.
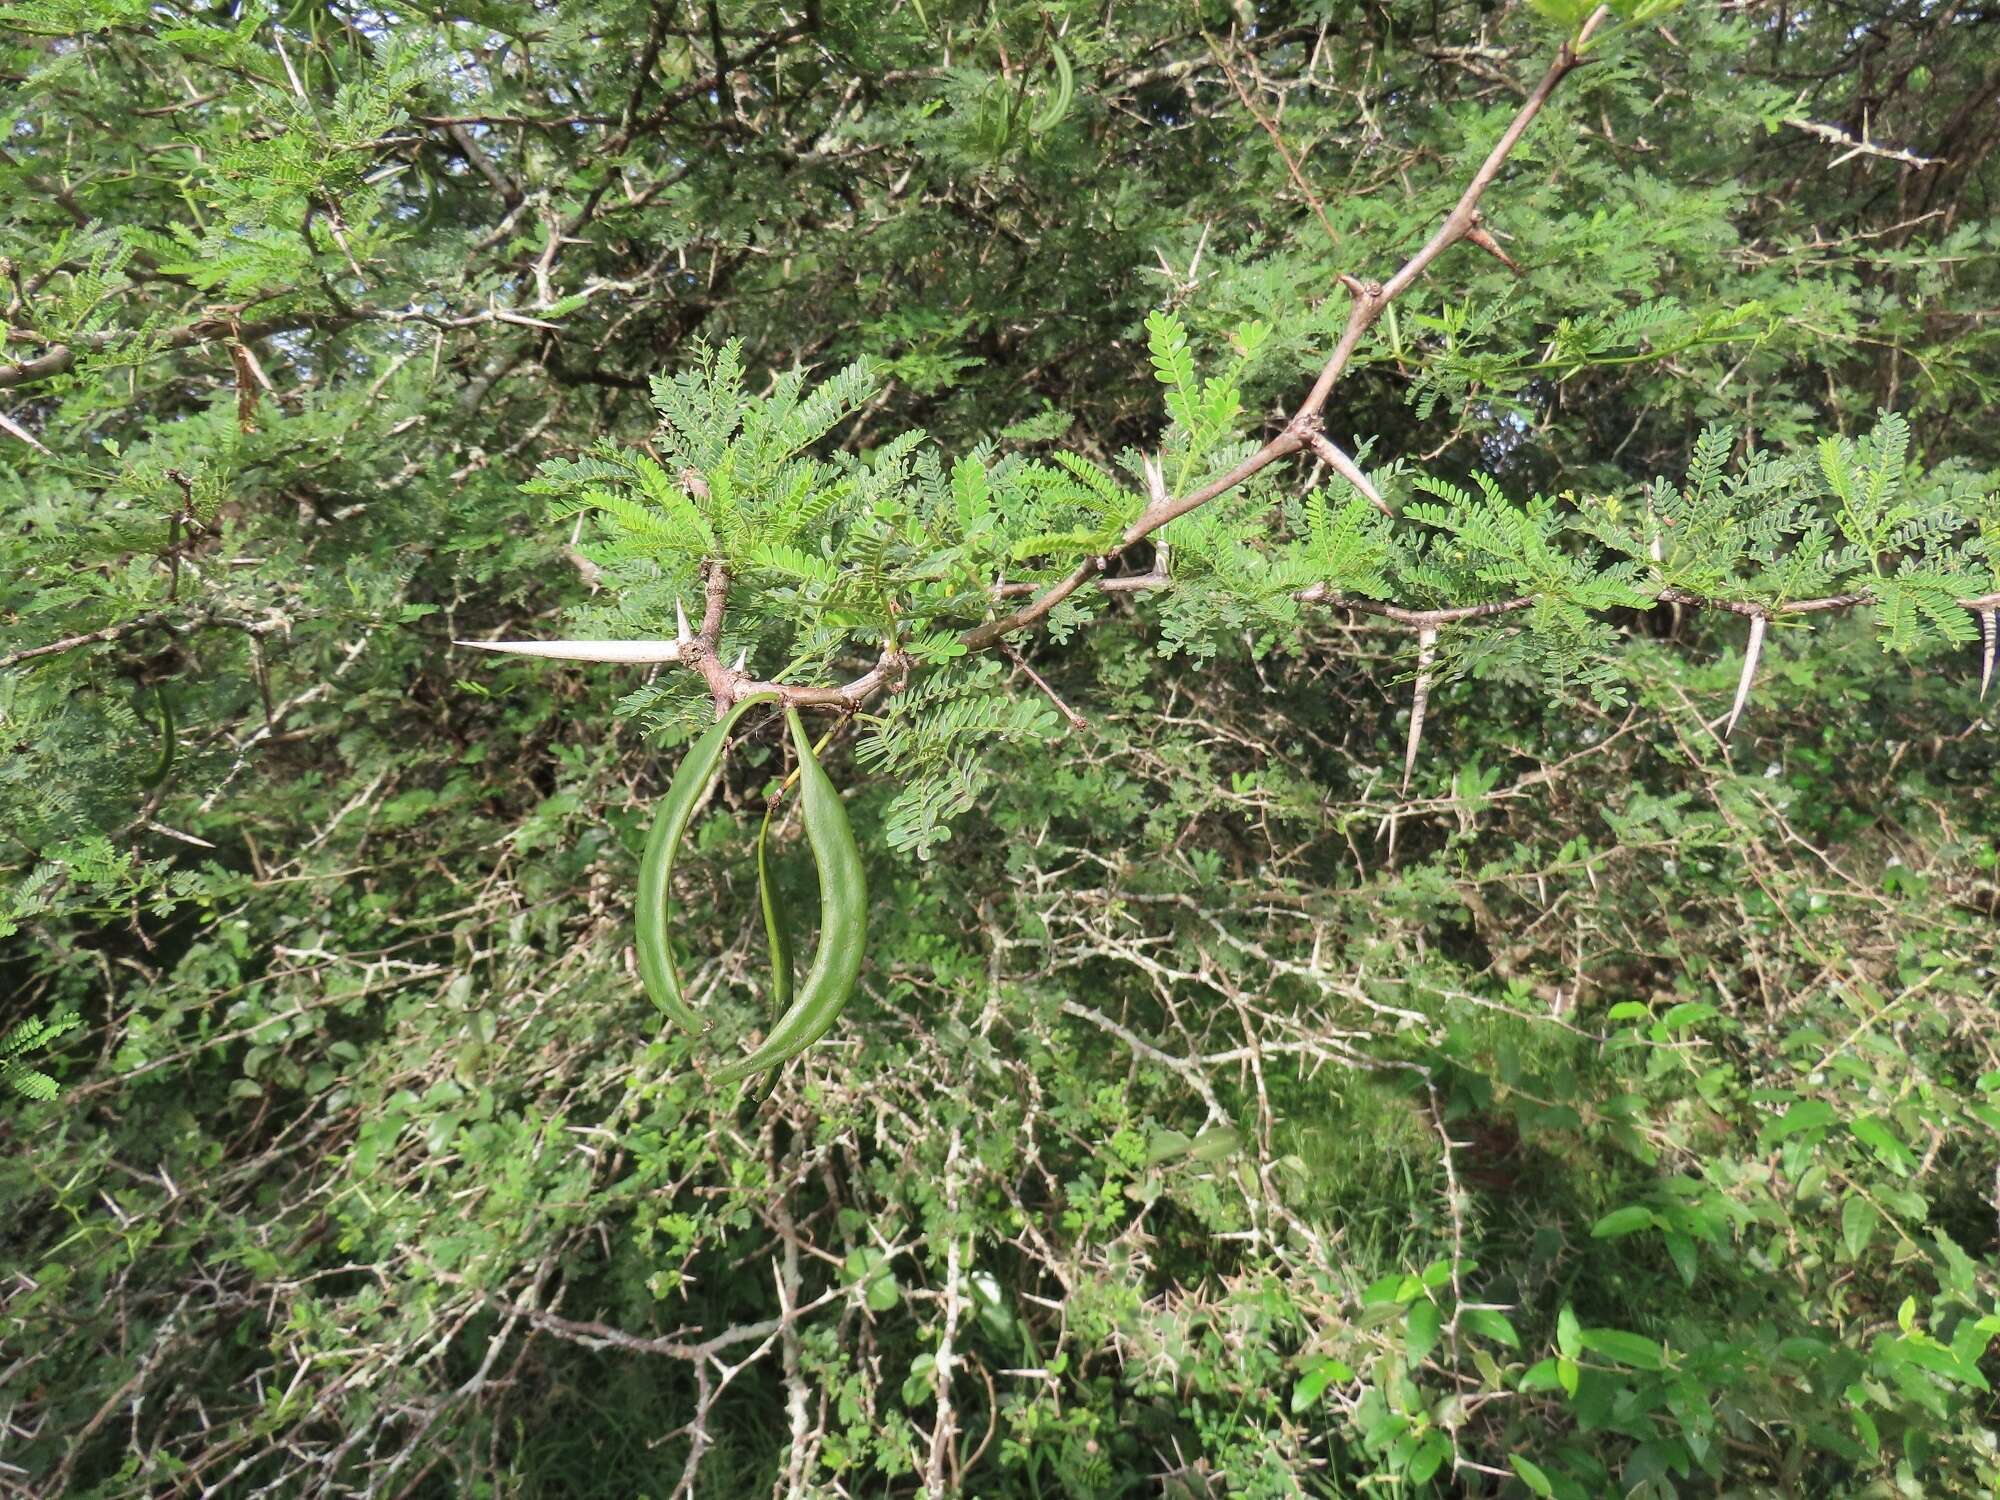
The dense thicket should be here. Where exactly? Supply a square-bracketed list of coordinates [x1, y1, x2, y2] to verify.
[4, 0, 1999, 1495]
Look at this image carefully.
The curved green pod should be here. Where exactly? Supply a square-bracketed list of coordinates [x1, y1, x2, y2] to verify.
[713, 708, 867, 1084]
[756, 801, 795, 1016]
[752, 800, 794, 1099]
[635, 692, 777, 1032]
[142, 683, 176, 790]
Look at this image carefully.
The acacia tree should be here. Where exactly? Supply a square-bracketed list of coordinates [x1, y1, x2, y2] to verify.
[4, 0, 2000, 1496]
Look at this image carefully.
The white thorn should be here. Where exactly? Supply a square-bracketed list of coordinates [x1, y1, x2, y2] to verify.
[1308, 432, 1389, 517]
[146, 820, 217, 849]
[1403, 627, 1439, 795]
[1722, 613, 1766, 741]
[454, 638, 685, 664]
[0, 411, 53, 456]
[1142, 453, 1168, 510]
[675, 597, 692, 642]
[732, 648, 748, 674]
[1979, 608, 1995, 704]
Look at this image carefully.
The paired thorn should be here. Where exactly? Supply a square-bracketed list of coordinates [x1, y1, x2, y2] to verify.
[1142, 453, 1168, 510]
[1464, 213, 1522, 276]
[1306, 431, 1390, 516]
[1403, 626, 1439, 795]
[732, 647, 748, 674]
[675, 596, 692, 643]
[454, 638, 685, 663]
[1722, 613, 1766, 741]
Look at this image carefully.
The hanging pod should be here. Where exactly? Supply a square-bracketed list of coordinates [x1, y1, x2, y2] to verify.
[712, 709, 867, 1085]
[756, 801, 795, 1016]
[634, 692, 779, 1032]
[141, 681, 177, 790]
[750, 799, 794, 1098]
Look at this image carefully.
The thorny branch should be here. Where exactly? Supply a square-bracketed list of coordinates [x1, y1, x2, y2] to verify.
[956, 7, 1616, 653]
[467, 14, 1621, 708]
[459, 7, 1996, 737]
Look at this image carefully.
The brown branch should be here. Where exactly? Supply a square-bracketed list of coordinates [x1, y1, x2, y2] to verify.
[443, 122, 523, 206]
[731, 648, 906, 711]
[1297, 584, 2000, 631]
[1658, 587, 2000, 618]
[1, 612, 170, 669]
[0, 309, 361, 391]
[698, 561, 730, 639]
[417, 1257, 842, 1361]
[1003, 642, 1088, 731]
[1295, 587, 1535, 627]
[1, 283, 645, 393]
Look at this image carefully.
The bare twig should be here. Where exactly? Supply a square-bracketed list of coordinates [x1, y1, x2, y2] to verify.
[1004, 643, 1088, 731]
[1403, 627, 1439, 794]
[922, 1128, 967, 1496]
[1209, 39, 1342, 250]
[1783, 116, 1943, 170]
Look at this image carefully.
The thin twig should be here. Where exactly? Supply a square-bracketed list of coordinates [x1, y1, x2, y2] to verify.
[1004, 642, 1088, 731]
[1403, 627, 1439, 794]
[1783, 116, 1943, 169]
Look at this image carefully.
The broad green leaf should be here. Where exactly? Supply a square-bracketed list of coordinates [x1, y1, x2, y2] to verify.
[1407, 1299, 1444, 1365]
[1849, 1116, 1916, 1175]
[1512, 1454, 1557, 1496]
[1408, 1430, 1451, 1483]
[1187, 1125, 1242, 1162]
[1842, 1195, 1879, 1260]
[1527, 0, 1598, 27]
[1590, 1205, 1657, 1238]
[1462, 1307, 1521, 1348]
[1662, 1230, 1698, 1287]
[1290, 1356, 1354, 1413]
[1767, 1099, 1837, 1140]
[1580, 1327, 1664, 1370]
[844, 1248, 901, 1313]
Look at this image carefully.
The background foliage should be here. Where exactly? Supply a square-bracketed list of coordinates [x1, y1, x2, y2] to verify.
[4, 0, 2000, 1495]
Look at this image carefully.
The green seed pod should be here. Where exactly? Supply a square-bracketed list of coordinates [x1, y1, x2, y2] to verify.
[751, 799, 794, 1099]
[756, 800, 795, 1016]
[713, 708, 867, 1084]
[141, 682, 176, 790]
[635, 692, 777, 1032]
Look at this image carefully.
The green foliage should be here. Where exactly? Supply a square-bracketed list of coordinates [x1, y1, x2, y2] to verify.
[2, 1008, 81, 1101]
[5, 0, 2000, 1496]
